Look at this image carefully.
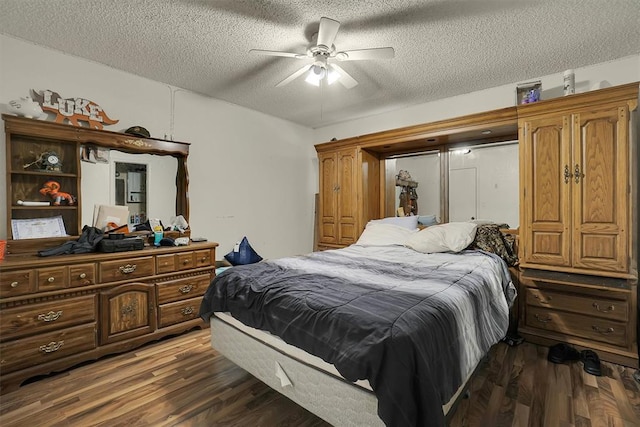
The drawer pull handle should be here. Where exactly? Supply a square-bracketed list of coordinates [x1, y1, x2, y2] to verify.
[534, 314, 552, 323]
[200, 257, 207, 262]
[10, 281, 19, 288]
[179, 284, 193, 294]
[47, 277, 55, 283]
[181, 306, 194, 316]
[592, 302, 614, 313]
[39, 340, 64, 353]
[592, 326, 615, 334]
[37, 310, 63, 322]
[79, 273, 87, 279]
[182, 259, 191, 265]
[119, 264, 137, 274]
[534, 294, 551, 304]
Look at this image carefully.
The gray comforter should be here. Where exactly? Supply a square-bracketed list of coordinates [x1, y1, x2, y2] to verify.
[200, 246, 515, 426]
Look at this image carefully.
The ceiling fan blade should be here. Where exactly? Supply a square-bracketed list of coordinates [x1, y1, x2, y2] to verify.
[329, 64, 358, 89]
[336, 47, 395, 61]
[276, 64, 311, 87]
[317, 17, 340, 48]
[250, 49, 307, 59]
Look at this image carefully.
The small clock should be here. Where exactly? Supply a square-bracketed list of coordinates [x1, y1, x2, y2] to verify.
[41, 152, 62, 171]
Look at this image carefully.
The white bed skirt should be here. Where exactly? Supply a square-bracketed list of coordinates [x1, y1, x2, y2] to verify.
[210, 315, 476, 426]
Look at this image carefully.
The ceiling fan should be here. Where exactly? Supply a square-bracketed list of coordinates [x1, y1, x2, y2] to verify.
[250, 17, 395, 89]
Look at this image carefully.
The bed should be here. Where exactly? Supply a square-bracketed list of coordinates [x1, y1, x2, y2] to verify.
[199, 223, 517, 426]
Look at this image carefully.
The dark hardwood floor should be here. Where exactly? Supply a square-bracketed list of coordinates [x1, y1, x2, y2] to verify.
[1, 329, 638, 426]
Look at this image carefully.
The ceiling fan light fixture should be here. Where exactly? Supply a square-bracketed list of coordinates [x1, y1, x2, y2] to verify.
[305, 62, 329, 86]
[253, 16, 393, 88]
[327, 68, 340, 85]
[305, 66, 323, 86]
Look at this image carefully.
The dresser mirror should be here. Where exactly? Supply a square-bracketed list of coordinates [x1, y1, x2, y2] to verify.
[81, 151, 178, 228]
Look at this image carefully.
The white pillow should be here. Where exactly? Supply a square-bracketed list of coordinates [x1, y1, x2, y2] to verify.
[405, 222, 478, 253]
[368, 215, 419, 230]
[355, 223, 416, 246]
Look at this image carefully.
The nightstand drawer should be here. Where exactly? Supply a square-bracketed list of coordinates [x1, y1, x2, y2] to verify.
[99, 257, 155, 282]
[0, 294, 96, 341]
[158, 297, 203, 328]
[156, 275, 210, 304]
[526, 288, 628, 322]
[0, 323, 96, 374]
[526, 306, 626, 347]
[0, 269, 36, 297]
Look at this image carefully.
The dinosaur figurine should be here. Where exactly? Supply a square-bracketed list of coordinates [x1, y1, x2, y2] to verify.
[39, 180, 76, 206]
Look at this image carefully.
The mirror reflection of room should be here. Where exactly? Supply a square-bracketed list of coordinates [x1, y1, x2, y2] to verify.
[390, 151, 441, 225]
[80, 150, 178, 228]
[448, 141, 519, 228]
[115, 162, 147, 225]
[388, 141, 519, 228]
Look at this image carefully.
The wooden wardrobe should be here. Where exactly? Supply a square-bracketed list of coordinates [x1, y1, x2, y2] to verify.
[517, 83, 638, 367]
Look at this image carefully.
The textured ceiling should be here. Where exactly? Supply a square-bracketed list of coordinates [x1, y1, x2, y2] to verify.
[1, 0, 639, 128]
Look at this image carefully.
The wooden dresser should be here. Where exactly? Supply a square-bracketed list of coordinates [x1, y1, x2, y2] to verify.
[0, 241, 217, 392]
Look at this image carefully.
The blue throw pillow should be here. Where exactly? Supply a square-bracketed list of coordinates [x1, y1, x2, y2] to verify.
[224, 236, 263, 265]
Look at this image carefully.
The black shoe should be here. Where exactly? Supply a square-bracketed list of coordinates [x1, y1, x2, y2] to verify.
[547, 343, 581, 364]
[580, 350, 602, 376]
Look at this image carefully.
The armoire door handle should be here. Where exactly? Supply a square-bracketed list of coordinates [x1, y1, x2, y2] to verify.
[564, 165, 571, 184]
[574, 164, 583, 183]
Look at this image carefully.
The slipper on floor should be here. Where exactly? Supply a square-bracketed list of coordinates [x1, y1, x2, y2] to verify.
[547, 343, 581, 364]
[580, 350, 602, 376]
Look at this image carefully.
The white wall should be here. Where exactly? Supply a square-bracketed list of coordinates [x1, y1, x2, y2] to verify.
[313, 55, 640, 143]
[0, 35, 315, 259]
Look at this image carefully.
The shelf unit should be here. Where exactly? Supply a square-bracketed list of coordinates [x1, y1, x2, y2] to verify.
[7, 131, 81, 238]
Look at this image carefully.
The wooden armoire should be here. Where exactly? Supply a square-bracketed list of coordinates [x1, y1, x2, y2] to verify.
[316, 145, 380, 251]
[517, 82, 638, 366]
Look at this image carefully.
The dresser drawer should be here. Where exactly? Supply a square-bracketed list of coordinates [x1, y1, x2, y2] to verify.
[176, 252, 195, 271]
[0, 295, 96, 341]
[156, 254, 177, 274]
[69, 263, 96, 287]
[0, 269, 36, 297]
[158, 297, 203, 328]
[37, 266, 68, 291]
[526, 306, 627, 347]
[156, 275, 210, 304]
[195, 249, 213, 267]
[526, 288, 628, 322]
[99, 257, 155, 282]
[0, 323, 96, 374]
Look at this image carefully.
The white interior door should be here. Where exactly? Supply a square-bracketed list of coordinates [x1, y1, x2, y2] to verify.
[449, 168, 477, 221]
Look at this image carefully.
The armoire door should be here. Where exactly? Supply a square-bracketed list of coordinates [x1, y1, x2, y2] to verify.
[571, 105, 629, 272]
[319, 152, 338, 245]
[520, 114, 572, 267]
[336, 149, 358, 245]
